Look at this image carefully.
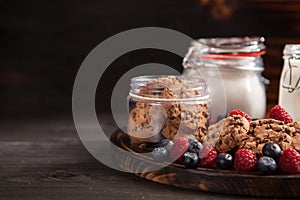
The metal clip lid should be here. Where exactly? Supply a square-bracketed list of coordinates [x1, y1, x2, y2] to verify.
[282, 56, 300, 93]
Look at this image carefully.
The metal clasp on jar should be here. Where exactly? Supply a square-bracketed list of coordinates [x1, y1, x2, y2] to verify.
[282, 56, 300, 93]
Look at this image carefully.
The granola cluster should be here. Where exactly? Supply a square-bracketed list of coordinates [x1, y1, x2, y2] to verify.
[204, 116, 300, 156]
[204, 115, 250, 153]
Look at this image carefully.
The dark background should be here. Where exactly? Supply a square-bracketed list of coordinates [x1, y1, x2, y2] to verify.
[2, 0, 300, 118]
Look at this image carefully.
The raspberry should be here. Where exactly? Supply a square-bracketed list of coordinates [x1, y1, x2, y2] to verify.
[269, 105, 293, 124]
[279, 148, 300, 173]
[229, 109, 251, 122]
[199, 145, 217, 168]
[234, 149, 257, 172]
[169, 137, 189, 161]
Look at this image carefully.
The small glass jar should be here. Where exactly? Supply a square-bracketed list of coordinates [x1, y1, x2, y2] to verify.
[182, 37, 268, 121]
[279, 44, 300, 121]
[127, 75, 211, 145]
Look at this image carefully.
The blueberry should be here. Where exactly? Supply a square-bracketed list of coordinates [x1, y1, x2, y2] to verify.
[262, 142, 282, 159]
[257, 156, 277, 174]
[188, 138, 198, 145]
[152, 147, 168, 162]
[182, 152, 199, 169]
[215, 153, 233, 169]
[188, 140, 203, 154]
[159, 139, 173, 152]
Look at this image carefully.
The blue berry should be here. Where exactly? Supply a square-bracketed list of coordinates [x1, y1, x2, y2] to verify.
[257, 156, 277, 174]
[159, 139, 173, 152]
[152, 147, 168, 162]
[182, 152, 199, 169]
[188, 140, 203, 154]
[215, 153, 233, 169]
[188, 138, 198, 145]
[262, 142, 282, 159]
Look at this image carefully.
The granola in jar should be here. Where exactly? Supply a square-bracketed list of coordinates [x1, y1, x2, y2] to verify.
[127, 76, 211, 145]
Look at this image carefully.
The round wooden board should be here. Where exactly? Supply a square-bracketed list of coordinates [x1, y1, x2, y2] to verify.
[110, 129, 300, 198]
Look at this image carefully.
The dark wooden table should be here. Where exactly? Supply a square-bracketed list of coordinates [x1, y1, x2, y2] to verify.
[0, 116, 281, 200]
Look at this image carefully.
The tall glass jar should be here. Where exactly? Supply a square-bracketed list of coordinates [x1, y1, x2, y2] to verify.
[279, 44, 300, 121]
[182, 37, 268, 121]
[127, 75, 211, 145]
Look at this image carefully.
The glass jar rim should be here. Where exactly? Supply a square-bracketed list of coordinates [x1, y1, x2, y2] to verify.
[283, 44, 300, 58]
[183, 36, 265, 71]
[192, 36, 266, 56]
[129, 75, 210, 102]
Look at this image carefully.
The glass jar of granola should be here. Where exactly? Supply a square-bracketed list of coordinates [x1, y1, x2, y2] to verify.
[127, 75, 211, 144]
[182, 37, 268, 121]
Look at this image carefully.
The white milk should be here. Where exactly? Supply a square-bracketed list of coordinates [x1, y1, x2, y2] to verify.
[183, 37, 267, 121]
[184, 67, 266, 120]
[279, 44, 300, 121]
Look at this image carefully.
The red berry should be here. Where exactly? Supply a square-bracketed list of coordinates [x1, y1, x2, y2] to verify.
[170, 137, 189, 161]
[199, 145, 217, 168]
[229, 109, 251, 122]
[269, 105, 293, 124]
[279, 148, 300, 174]
[234, 149, 257, 172]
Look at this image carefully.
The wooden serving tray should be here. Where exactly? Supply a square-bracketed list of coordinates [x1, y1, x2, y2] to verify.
[111, 129, 300, 198]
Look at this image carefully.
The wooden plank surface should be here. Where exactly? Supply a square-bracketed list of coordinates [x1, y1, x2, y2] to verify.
[111, 129, 300, 198]
[0, 115, 274, 200]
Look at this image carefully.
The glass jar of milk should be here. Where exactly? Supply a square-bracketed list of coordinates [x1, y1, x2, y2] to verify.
[182, 37, 268, 122]
[279, 44, 300, 121]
